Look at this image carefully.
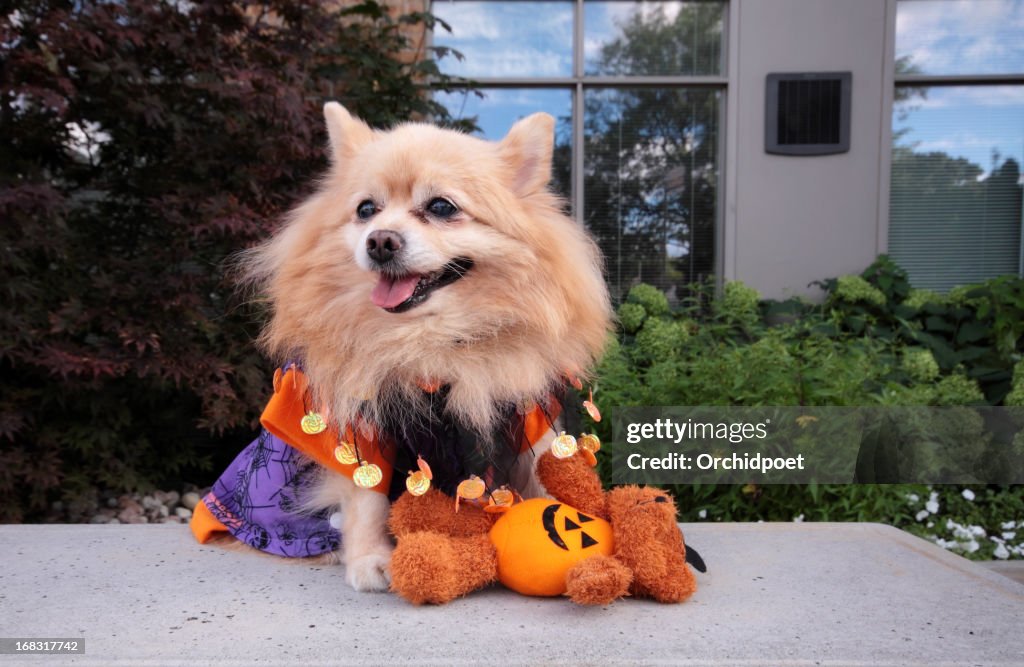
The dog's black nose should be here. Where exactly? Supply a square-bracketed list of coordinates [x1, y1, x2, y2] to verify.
[366, 230, 404, 264]
[655, 496, 668, 503]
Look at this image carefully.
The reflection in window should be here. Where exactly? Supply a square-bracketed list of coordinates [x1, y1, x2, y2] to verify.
[895, 0, 1024, 76]
[585, 89, 720, 301]
[433, 0, 725, 300]
[435, 88, 573, 201]
[889, 86, 1023, 290]
[432, 1, 573, 78]
[584, 1, 725, 76]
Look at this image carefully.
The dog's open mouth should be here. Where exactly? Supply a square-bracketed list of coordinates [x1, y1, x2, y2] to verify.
[370, 258, 474, 313]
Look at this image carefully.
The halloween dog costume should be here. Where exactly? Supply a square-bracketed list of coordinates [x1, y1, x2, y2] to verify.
[388, 446, 701, 605]
[190, 365, 563, 556]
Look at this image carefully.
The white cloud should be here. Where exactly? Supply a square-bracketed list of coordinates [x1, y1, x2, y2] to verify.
[896, 0, 1024, 74]
[898, 85, 1024, 111]
[433, 2, 500, 42]
[447, 47, 572, 78]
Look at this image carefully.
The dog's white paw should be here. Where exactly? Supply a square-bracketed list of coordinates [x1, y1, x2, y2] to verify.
[345, 550, 392, 592]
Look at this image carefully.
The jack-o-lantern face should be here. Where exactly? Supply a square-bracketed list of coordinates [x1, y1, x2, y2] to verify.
[541, 502, 601, 551]
[489, 498, 614, 597]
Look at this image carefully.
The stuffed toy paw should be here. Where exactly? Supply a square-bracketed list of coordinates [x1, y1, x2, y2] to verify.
[388, 446, 703, 605]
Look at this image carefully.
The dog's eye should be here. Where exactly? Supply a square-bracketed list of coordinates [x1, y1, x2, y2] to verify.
[356, 200, 377, 220]
[426, 198, 458, 218]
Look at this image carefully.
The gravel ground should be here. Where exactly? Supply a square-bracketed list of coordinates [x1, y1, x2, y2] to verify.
[40, 486, 211, 525]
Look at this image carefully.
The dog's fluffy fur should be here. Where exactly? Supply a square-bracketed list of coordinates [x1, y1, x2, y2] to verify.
[241, 104, 611, 591]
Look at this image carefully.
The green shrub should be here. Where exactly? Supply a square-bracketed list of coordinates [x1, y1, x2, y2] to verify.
[634, 317, 689, 362]
[833, 275, 886, 307]
[902, 348, 940, 383]
[616, 302, 647, 334]
[586, 258, 1024, 559]
[626, 283, 669, 317]
[717, 281, 761, 327]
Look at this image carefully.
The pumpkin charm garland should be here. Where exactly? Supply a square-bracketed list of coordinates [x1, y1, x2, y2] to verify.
[299, 376, 604, 495]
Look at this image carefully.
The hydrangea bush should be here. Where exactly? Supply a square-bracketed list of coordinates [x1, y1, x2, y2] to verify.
[588, 258, 1024, 560]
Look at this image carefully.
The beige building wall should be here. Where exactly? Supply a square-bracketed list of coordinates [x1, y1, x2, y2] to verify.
[723, 0, 894, 299]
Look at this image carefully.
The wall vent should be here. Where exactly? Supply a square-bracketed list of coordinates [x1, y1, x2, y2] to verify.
[765, 72, 851, 155]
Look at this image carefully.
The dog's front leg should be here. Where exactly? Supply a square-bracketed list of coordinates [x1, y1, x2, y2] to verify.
[331, 475, 394, 592]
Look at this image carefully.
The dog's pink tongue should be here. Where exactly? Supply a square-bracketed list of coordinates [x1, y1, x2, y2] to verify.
[371, 274, 419, 309]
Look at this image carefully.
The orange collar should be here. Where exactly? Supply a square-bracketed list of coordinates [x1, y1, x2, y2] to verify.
[260, 367, 559, 494]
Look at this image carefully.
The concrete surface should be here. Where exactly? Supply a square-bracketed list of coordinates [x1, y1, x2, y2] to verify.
[980, 561, 1024, 586]
[1, 523, 1022, 667]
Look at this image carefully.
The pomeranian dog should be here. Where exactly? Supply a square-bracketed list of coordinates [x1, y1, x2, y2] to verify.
[239, 103, 611, 591]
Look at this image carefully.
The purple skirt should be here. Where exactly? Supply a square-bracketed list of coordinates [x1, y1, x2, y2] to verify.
[201, 429, 341, 558]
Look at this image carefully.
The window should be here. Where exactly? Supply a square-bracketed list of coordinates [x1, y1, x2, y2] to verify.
[889, 0, 1024, 291]
[432, 0, 726, 301]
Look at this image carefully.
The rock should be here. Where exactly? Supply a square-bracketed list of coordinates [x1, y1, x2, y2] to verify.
[106, 497, 118, 508]
[158, 505, 169, 518]
[116, 509, 135, 523]
[51, 501, 64, 513]
[142, 496, 160, 511]
[117, 494, 138, 509]
[165, 490, 180, 506]
[175, 507, 193, 520]
[181, 492, 200, 510]
[89, 514, 109, 524]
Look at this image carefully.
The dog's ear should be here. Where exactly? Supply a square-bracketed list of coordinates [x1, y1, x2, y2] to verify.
[498, 112, 555, 197]
[323, 102, 373, 164]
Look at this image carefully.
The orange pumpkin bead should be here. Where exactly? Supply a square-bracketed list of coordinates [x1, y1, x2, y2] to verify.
[300, 411, 327, 435]
[551, 432, 578, 459]
[578, 433, 601, 453]
[333, 441, 358, 465]
[416, 456, 433, 480]
[456, 475, 486, 500]
[406, 470, 431, 496]
[353, 462, 383, 489]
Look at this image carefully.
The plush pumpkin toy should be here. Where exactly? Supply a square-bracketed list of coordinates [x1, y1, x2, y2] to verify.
[388, 447, 704, 605]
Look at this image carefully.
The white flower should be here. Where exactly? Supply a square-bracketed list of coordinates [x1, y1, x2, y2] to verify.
[925, 499, 940, 514]
[915, 510, 930, 522]
[969, 525, 986, 538]
[927, 521, 934, 528]
[906, 493, 920, 504]
[793, 514, 804, 523]
[698, 509, 707, 519]
[1003, 531, 1016, 541]
[993, 543, 1010, 560]
[1002, 521, 1016, 530]
[963, 539, 980, 553]
[961, 488, 975, 501]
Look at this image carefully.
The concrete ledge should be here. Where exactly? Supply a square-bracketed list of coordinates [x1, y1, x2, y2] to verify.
[1, 523, 1022, 666]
